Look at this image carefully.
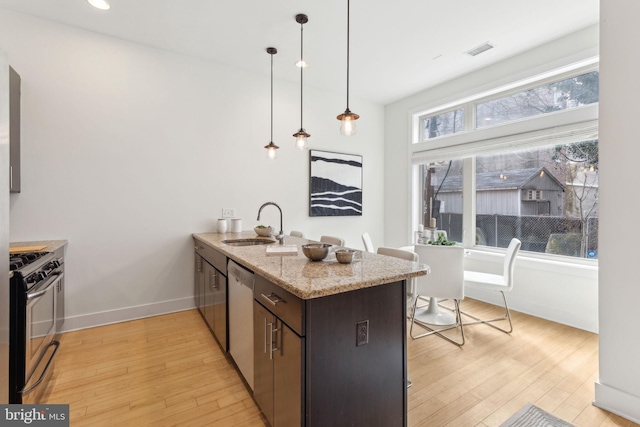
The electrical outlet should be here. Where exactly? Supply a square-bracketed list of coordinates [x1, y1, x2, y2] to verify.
[356, 320, 369, 346]
[222, 208, 236, 218]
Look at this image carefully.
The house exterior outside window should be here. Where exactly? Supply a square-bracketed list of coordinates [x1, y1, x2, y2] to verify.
[413, 66, 599, 260]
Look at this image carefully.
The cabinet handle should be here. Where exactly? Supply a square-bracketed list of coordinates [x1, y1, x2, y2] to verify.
[195, 257, 202, 272]
[268, 322, 280, 360]
[264, 318, 268, 354]
[268, 322, 273, 360]
[10, 166, 13, 189]
[261, 292, 284, 306]
[209, 270, 217, 290]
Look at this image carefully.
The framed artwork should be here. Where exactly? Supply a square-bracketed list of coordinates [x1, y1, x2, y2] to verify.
[309, 150, 363, 217]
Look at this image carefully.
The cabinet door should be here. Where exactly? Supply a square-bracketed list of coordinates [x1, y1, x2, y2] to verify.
[204, 262, 215, 332]
[274, 320, 303, 427]
[194, 254, 204, 316]
[254, 301, 275, 426]
[212, 271, 227, 351]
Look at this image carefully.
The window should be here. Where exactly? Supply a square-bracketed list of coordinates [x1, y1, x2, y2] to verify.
[420, 108, 464, 141]
[419, 160, 463, 242]
[476, 71, 599, 128]
[475, 143, 598, 257]
[413, 65, 599, 260]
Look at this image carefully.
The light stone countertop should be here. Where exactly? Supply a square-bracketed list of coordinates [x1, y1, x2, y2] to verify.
[10, 239, 68, 253]
[193, 231, 427, 300]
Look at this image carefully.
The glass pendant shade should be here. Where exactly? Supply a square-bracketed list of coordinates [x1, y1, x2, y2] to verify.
[293, 129, 310, 150]
[265, 142, 279, 159]
[337, 110, 359, 136]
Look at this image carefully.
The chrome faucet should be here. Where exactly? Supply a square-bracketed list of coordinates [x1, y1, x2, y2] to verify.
[257, 202, 284, 244]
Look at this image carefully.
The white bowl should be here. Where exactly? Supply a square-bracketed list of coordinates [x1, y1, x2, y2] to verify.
[254, 226, 272, 237]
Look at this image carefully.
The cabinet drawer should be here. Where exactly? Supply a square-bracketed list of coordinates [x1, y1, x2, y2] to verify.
[254, 275, 304, 336]
[194, 239, 227, 274]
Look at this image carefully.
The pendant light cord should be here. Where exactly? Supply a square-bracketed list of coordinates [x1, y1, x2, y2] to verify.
[270, 51, 274, 142]
[300, 22, 304, 128]
[346, 0, 351, 111]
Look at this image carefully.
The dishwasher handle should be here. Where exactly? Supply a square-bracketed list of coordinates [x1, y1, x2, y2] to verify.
[227, 260, 254, 288]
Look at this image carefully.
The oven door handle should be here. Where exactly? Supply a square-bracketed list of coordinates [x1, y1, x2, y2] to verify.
[27, 272, 64, 302]
[20, 340, 60, 396]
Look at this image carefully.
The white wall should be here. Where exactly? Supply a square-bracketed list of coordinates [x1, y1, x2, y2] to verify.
[0, 9, 385, 331]
[594, 2, 640, 423]
[384, 25, 600, 332]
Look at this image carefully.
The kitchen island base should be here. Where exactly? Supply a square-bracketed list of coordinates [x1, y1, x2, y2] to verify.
[254, 273, 407, 427]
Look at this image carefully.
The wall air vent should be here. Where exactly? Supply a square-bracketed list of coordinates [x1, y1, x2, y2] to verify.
[466, 42, 494, 57]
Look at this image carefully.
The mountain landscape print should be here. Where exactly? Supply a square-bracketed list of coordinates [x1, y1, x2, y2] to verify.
[309, 150, 362, 217]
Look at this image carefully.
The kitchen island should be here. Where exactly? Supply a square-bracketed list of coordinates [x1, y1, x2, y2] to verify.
[193, 232, 427, 427]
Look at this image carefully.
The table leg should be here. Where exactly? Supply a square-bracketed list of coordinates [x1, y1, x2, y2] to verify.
[414, 297, 456, 326]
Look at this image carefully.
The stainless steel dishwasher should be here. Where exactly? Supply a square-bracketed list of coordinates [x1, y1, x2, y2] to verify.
[227, 260, 255, 390]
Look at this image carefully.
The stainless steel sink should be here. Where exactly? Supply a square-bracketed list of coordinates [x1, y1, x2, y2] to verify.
[222, 238, 276, 246]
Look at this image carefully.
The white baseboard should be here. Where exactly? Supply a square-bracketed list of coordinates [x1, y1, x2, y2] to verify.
[59, 297, 196, 333]
[594, 382, 640, 424]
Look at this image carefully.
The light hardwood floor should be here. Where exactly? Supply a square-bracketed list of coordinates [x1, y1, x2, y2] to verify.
[45, 301, 638, 427]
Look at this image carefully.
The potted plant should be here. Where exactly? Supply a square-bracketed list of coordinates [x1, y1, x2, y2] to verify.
[427, 232, 456, 246]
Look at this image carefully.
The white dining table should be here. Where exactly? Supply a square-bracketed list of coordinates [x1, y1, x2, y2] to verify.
[400, 244, 457, 326]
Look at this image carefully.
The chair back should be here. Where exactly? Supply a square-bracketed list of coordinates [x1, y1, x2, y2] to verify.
[376, 246, 418, 262]
[362, 233, 374, 253]
[413, 244, 464, 300]
[320, 235, 345, 246]
[289, 230, 304, 238]
[502, 238, 521, 291]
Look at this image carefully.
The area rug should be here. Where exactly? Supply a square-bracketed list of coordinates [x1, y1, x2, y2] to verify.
[500, 403, 574, 427]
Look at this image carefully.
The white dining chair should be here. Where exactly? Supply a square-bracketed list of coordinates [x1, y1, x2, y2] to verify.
[362, 232, 374, 253]
[377, 246, 419, 310]
[411, 244, 465, 346]
[289, 230, 304, 238]
[462, 238, 521, 334]
[320, 235, 345, 246]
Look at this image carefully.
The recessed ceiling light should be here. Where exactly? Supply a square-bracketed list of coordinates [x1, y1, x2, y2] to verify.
[87, 0, 110, 10]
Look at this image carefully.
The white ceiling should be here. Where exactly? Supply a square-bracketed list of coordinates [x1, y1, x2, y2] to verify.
[0, 0, 599, 105]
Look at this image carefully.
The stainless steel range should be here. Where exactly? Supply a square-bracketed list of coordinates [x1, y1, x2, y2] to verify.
[9, 251, 64, 404]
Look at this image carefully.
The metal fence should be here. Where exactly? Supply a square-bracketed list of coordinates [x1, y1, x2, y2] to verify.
[436, 213, 599, 259]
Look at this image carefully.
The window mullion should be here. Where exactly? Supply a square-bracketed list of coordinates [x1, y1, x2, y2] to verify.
[464, 101, 475, 132]
[462, 157, 476, 248]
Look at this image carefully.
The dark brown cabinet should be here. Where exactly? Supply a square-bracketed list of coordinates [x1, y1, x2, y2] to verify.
[194, 243, 227, 352]
[194, 254, 205, 318]
[204, 262, 227, 350]
[253, 274, 407, 427]
[9, 66, 20, 193]
[253, 301, 303, 427]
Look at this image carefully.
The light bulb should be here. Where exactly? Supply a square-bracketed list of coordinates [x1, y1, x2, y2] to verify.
[266, 147, 277, 160]
[295, 60, 308, 68]
[295, 135, 308, 150]
[340, 116, 356, 136]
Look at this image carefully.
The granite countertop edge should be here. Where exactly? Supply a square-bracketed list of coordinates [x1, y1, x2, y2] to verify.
[193, 232, 427, 300]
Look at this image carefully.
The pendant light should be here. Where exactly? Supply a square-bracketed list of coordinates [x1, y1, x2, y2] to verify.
[337, 0, 359, 136]
[264, 47, 279, 160]
[293, 14, 310, 150]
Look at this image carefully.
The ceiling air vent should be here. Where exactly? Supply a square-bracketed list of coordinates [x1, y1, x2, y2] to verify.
[466, 42, 494, 57]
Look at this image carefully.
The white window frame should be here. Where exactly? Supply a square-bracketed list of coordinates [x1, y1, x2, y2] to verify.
[410, 61, 599, 265]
